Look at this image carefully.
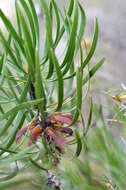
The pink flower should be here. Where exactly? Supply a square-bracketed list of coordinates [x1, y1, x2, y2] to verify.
[15, 124, 42, 146]
[51, 114, 80, 126]
[46, 128, 66, 148]
[28, 125, 42, 146]
[15, 114, 80, 148]
[15, 124, 29, 143]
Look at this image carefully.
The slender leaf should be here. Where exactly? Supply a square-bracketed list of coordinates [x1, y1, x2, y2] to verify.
[0, 113, 17, 137]
[68, 67, 82, 126]
[62, 17, 99, 81]
[0, 98, 43, 121]
[28, 0, 40, 50]
[19, 0, 36, 49]
[6, 68, 20, 102]
[0, 9, 24, 54]
[82, 58, 105, 85]
[61, 0, 78, 75]
[46, 58, 54, 79]
[55, 0, 74, 47]
[0, 87, 10, 98]
[15, 0, 22, 37]
[40, 0, 53, 48]
[34, 51, 46, 117]
[17, 5, 35, 62]
[0, 54, 4, 74]
[0, 111, 27, 155]
[52, 0, 60, 45]
[0, 53, 6, 86]
[84, 98, 93, 136]
[74, 130, 82, 157]
[0, 29, 25, 73]
[13, 41, 22, 67]
[19, 79, 30, 102]
[29, 157, 47, 171]
[82, 17, 99, 69]
[0, 105, 4, 114]
[0, 146, 34, 168]
[75, 2, 86, 53]
[50, 49, 64, 111]
[6, 68, 22, 94]
[24, 41, 35, 82]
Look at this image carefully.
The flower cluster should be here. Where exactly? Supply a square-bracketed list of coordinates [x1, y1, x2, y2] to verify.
[15, 113, 80, 149]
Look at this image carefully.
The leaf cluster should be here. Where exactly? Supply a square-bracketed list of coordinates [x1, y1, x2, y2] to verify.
[0, 0, 104, 188]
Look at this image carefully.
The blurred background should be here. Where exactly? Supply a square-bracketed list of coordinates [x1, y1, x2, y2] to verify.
[83, 0, 126, 87]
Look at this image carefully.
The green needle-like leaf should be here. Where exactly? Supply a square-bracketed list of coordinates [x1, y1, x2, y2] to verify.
[0, 53, 6, 86]
[74, 129, 82, 157]
[29, 157, 47, 171]
[28, 0, 40, 50]
[50, 49, 64, 111]
[19, 79, 30, 102]
[34, 51, 46, 117]
[40, 0, 53, 48]
[82, 58, 105, 85]
[0, 113, 17, 137]
[84, 98, 93, 136]
[82, 17, 99, 69]
[0, 111, 27, 155]
[0, 9, 24, 54]
[0, 98, 43, 121]
[17, 5, 35, 62]
[24, 42, 35, 82]
[19, 0, 36, 49]
[6, 68, 20, 102]
[0, 146, 34, 168]
[61, 0, 78, 74]
[46, 58, 54, 79]
[0, 54, 4, 74]
[52, 0, 60, 45]
[75, 2, 86, 53]
[55, 0, 74, 47]
[15, 0, 22, 38]
[68, 67, 82, 126]
[0, 29, 25, 73]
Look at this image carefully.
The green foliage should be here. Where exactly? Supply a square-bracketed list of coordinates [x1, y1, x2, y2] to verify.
[0, 0, 105, 189]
